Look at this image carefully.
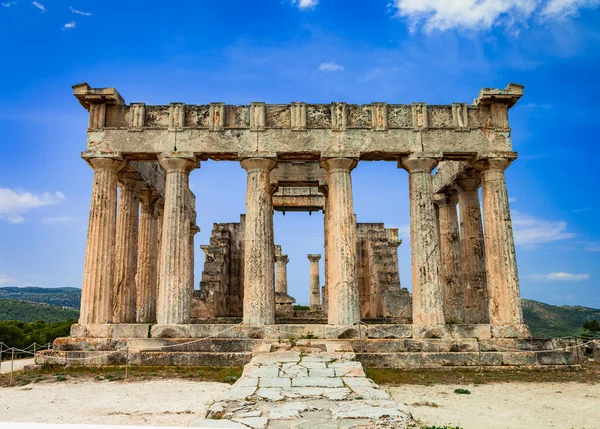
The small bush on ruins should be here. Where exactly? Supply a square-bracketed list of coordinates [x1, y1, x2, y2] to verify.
[453, 388, 471, 394]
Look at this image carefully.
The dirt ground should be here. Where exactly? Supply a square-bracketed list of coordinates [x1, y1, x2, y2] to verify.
[389, 382, 600, 429]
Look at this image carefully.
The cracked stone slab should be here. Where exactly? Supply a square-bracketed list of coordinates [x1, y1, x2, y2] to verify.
[322, 387, 352, 400]
[348, 386, 390, 400]
[256, 387, 285, 401]
[334, 366, 365, 377]
[307, 368, 335, 377]
[259, 377, 291, 388]
[234, 377, 259, 388]
[192, 419, 248, 428]
[299, 361, 327, 369]
[243, 365, 280, 378]
[292, 376, 344, 388]
[342, 377, 377, 388]
[330, 400, 410, 420]
[232, 416, 269, 429]
[281, 387, 324, 398]
[220, 386, 257, 401]
[236, 410, 262, 418]
[253, 351, 300, 364]
[269, 401, 322, 420]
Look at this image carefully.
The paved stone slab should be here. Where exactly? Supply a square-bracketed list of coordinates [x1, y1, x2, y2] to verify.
[220, 386, 257, 401]
[193, 419, 248, 428]
[259, 377, 291, 388]
[234, 377, 259, 388]
[256, 387, 285, 401]
[281, 364, 309, 377]
[330, 400, 410, 420]
[292, 376, 344, 388]
[281, 387, 324, 398]
[348, 386, 390, 400]
[322, 387, 352, 400]
[307, 367, 335, 377]
[243, 365, 280, 378]
[299, 361, 327, 369]
[269, 401, 321, 420]
[232, 416, 269, 428]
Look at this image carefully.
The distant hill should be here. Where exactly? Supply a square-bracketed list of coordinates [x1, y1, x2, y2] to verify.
[522, 299, 600, 338]
[0, 286, 81, 309]
[0, 299, 79, 323]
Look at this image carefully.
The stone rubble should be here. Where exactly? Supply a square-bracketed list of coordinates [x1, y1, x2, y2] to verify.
[193, 342, 416, 428]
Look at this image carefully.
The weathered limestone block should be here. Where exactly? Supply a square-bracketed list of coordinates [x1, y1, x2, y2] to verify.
[241, 158, 277, 325]
[275, 250, 289, 295]
[113, 176, 142, 323]
[381, 289, 412, 321]
[156, 153, 197, 325]
[400, 155, 444, 326]
[321, 158, 360, 325]
[136, 189, 159, 323]
[475, 157, 525, 329]
[308, 254, 322, 310]
[80, 155, 125, 325]
[434, 191, 464, 324]
[456, 174, 489, 324]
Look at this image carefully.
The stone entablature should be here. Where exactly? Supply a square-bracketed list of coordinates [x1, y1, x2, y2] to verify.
[74, 83, 523, 159]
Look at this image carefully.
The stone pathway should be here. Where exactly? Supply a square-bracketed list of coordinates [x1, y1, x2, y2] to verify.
[193, 341, 416, 428]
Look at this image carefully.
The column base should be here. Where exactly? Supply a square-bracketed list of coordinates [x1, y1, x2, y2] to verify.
[70, 323, 152, 339]
[491, 324, 532, 339]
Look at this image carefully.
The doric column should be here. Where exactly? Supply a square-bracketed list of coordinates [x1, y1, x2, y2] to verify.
[275, 254, 289, 295]
[320, 158, 359, 325]
[456, 175, 489, 324]
[434, 190, 464, 324]
[475, 157, 526, 333]
[113, 175, 142, 323]
[241, 158, 277, 325]
[323, 193, 330, 317]
[80, 155, 124, 325]
[399, 155, 444, 326]
[157, 153, 198, 325]
[156, 200, 164, 292]
[136, 189, 159, 323]
[308, 254, 322, 310]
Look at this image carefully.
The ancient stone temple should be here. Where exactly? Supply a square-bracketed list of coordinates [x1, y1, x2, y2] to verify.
[38, 82, 586, 370]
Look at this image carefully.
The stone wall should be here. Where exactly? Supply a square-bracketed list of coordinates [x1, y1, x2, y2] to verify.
[356, 223, 411, 321]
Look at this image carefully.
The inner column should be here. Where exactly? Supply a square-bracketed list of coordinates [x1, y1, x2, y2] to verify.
[321, 158, 359, 325]
[241, 158, 277, 325]
[308, 254, 322, 310]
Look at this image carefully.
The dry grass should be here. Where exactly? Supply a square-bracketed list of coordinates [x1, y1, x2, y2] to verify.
[366, 363, 600, 385]
[0, 365, 242, 388]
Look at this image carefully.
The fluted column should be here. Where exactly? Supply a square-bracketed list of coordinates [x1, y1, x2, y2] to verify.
[434, 191, 464, 324]
[475, 158, 525, 331]
[156, 200, 164, 294]
[321, 158, 359, 325]
[323, 193, 330, 317]
[308, 254, 322, 310]
[157, 153, 198, 325]
[456, 176, 489, 324]
[241, 158, 277, 325]
[400, 155, 444, 326]
[136, 189, 159, 323]
[80, 156, 124, 325]
[275, 254, 289, 294]
[113, 176, 142, 323]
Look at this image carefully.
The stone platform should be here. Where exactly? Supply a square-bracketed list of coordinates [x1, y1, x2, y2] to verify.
[192, 341, 416, 428]
[35, 324, 586, 369]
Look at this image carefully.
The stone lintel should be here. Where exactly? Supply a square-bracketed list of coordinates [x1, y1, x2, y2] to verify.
[73, 82, 125, 109]
[273, 186, 325, 212]
[474, 83, 524, 108]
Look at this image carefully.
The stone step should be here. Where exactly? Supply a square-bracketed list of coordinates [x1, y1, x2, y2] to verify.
[132, 338, 262, 353]
[355, 350, 578, 368]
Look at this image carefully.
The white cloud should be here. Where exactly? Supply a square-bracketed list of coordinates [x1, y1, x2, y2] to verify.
[0, 188, 66, 223]
[31, 1, 45, 12]
[2, 2, 17, 7]
[532, 272, 590, 281]
[319, 61, 344, 72]
[42, 216, 74, 224]
[391, 0, 600, 32]
[511, 210, 576, 246]
[584, 243, 600, 252]
[62, 20, 76, 30]
[292, 0, 318, 10]
[0, 274, 15, 286]
[69, 6, 92, 16]
[509, 197, 517, 203]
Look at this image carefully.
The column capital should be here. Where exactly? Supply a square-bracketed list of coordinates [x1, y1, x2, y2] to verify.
[158, 152, 199, 173]
[433, 190, 459, 207]
[118, 173, 146, 190]
[455, 173, 481, 192]
[320, 157, 357, 173]
[307, 254, 322, 262]
[139, 189, 161, 205]
[275, 254, 289, 264]
[399, 154, 439, 174]
[473, 157, 513, 173]
[84, 155, 125, 172]
[240, 157, 277, 173]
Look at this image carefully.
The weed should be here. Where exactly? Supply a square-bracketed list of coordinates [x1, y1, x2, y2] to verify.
[411, 401, 440, 407]
[55, 375, 67, 382]
[454, 388, 471, 394]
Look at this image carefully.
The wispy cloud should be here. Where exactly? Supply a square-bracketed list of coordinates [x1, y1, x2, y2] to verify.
[2, 2, 17, 7]
[42, 216, 74, 224]
[584, 243, 600, 252]
[319, 61, 344, 72]
[0, 188, 65, 223]
[532, 272, 590, 281]
[0, 274, 15, 286]
[69, 6, 91, 16]
[62, 20, 76, 30]
[391, 0, 600, 32]
[31, 0, 45, 12]
[573, 206, 592, 213]
[292, 0, 318, 10]
[512, 210, 576, 246]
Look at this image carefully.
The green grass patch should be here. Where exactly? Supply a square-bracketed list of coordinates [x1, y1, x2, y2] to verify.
[453, 388, 471, 394]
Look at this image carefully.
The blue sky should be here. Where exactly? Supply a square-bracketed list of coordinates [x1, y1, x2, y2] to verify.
[0, 0, 599, 308]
